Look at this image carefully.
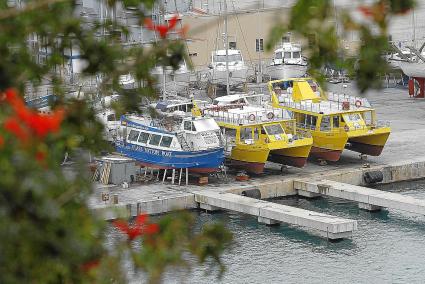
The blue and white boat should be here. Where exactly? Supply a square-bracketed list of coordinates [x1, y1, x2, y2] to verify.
[115, 114, 225, 173]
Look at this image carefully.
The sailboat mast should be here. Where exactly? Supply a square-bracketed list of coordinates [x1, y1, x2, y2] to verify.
[224, 0, 230, 95]
[412, 9, 416, 48]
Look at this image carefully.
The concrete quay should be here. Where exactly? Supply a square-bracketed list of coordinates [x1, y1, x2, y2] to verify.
[194, 189, 357, 240]
[294, 179, 425, 214]
[89, 184, 196, 220]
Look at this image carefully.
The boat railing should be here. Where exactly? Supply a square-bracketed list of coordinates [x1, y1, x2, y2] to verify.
[202, 108, 291, 125]
[327, 92, 372, 108]
[278, 94, 373, 113]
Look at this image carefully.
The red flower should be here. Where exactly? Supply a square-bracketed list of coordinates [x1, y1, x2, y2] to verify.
[24, 109, 65, 139]
[4, 117, 29, 142]
[35, 150, 46, 162]
[2, 88, 65, 142]
[113, 214, 159, 241]
[81, 259, 100, 272]
[358, 3, 386, 22]
[358, 6, 374, 17]
[144, 15, 180, 38]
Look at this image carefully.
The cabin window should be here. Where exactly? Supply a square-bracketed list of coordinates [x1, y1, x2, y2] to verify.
[264, 124, 284, 135]
[107, 114, 116, 121]
[284, 52, 291, 59]
[213, 54, 242, 62]
[148, 134, 161, 146]
[128, 129, 140, 141]
[138, 132, 150, 144]
[160, 136, 173, 147]
[240, 127, 253, 140]
[332, 116, 340, 128]
[256, 39, 264, 52]
[184, 121, 191, 131]
[320, 116, 331, 131]
[343, 113, 362, 123]
[229, 41, 237, 49]
[184, 121, 192, 131]
[293, 51, 301, 58]
[299, 114, 317, 129]
[275, 52, 282, 59]
[253, 128, 259, 140]
[362, 111, 373, 125]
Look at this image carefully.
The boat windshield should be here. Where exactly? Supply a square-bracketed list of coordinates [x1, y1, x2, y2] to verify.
[263, 124, 285, 135]
[293, 51, 301, 58]
[213, 54, 242, 62]
[275, 52, 282, 59]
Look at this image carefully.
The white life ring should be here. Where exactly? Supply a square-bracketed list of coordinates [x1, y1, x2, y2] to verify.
[267, 112, 274, 120]
[355, 100, 362, 108]
[248, 113, 256, 121]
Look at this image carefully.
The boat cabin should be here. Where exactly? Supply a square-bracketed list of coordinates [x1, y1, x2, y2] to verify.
[271, 43, 305, 66]
[269, 78, 382, 132]
[120, 115, 222, 152]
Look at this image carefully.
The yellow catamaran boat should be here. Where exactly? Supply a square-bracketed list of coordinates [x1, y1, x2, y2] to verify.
[268, 78, 391, 161]
[193, 94, 313, 174]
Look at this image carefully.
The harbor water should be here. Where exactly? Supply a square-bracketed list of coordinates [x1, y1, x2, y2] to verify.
[106, 179, 425, 284]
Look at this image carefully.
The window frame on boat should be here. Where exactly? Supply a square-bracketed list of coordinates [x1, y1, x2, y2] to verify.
[138, 131, 150, 144]
[127, 129, 140, 142]
[263, 124, 285, 136]
[148, 134, 162, 146]
[184, 121, 197, 132]
[160, 136, 173, 148]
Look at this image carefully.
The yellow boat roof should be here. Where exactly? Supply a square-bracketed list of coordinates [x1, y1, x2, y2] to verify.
[269, 78, 375, 115]
[292, 80, 321, 103]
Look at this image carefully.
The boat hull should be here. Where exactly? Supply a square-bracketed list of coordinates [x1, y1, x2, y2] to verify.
[229, 146, 269, 174]
[152, 70, 191, 93]
[209, 67, 248, 86]
[268, 139, 313, 167]
[346, 131, 390, 156]
[228, 159, 265, 174]
[115, 140, 224, 173]
[266, 64, 307, 80]
[399, 62, 425, 78]
[310, 146, 343, 162]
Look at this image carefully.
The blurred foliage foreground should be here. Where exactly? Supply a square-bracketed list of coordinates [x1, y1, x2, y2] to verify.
[0, 0, 232, 283]
[0, 0, 417, 283]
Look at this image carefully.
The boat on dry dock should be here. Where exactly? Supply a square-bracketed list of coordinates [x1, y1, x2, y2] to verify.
[266, 42, 307, 80]
[114, 114, 225, 173]
[268, 78, 391, 161]
[193, 94, 313, 173]
[208, 49, 248, 88]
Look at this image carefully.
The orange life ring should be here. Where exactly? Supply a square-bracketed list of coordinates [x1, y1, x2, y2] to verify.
[355, 100, 362, 108]
[248, 113, 256, 121]
[267, 112, 274, 120]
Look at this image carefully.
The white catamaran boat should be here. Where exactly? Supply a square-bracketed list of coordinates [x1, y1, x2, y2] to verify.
[266, 42, 307, 80]
[208, 49, 248, 87]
